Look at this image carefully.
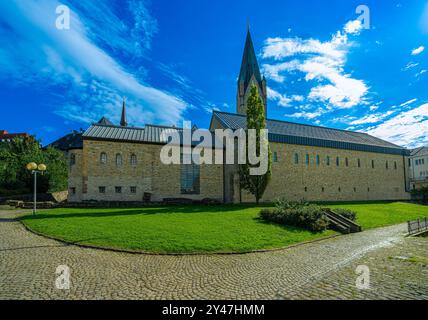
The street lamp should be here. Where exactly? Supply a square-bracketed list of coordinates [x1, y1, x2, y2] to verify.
[26, 162, 47, 216]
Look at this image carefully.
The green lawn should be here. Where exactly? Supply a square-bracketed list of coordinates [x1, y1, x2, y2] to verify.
[329, 202, 428, 229]
[20, 202, 428, 254]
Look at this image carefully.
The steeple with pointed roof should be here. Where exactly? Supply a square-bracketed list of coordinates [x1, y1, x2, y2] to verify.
[237, 27, 267, 117]
[120, 98, 128, 127]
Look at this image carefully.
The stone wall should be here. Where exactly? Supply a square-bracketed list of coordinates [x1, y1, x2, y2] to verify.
[68, 140, 224, 203]
[239, 142, 410, 203]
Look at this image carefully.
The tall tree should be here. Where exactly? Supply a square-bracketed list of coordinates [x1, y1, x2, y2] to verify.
[239, 85, 272, 204]
[0, 136, 67, 196]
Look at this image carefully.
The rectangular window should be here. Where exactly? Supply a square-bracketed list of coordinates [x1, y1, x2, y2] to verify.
[394, 161, 397, 170]
[316, 155, 320, 166]
[306, 154, 310, 165]
[130, 186, 137, 194]
[70, 154, 76, 166]
[336, 157, 340, 166]
[294, 153, 299, 164]
[99, 186, 106, 194]
[70, 187, 76, 195]
[358, 159, 361, 168]
[115, 186, 122, 194]
[273, 152, 278, 163]
[372, 160, 375, 169]
[181, 153, 200, 195]
[345, 158, 349, 167]
[326, 156, 330, 166]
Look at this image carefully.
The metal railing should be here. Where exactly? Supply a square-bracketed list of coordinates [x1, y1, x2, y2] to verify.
[408, 218, 428, 235]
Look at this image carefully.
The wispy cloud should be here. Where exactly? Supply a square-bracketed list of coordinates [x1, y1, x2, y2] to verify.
[0, 0, 188, 126]
[349, 110, 395, 125]
[400, 98, 418, 107]
[365, 103, 428, 147]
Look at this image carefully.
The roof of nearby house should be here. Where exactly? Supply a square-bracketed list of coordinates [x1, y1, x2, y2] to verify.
[410, 146, 428, 157]
[48, 131, 83, 151]
[0, 130, 30, 141]
[97, 117, 114, 126]
[211, 111, 409, 156]
[83, 123, 222, 147]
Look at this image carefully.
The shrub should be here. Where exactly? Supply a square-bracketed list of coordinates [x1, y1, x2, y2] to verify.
[260, 204, 329, 232]
[275, 198, 309, 210]
[332, 208, 357, 221]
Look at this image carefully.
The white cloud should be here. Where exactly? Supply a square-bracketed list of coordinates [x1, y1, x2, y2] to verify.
[416, 70, 427, 77]
[403, 62, 419, 71]
[267, 87, 292, 107]
[344, 20, 363, 35]
[0, 0, 188, 126]
[411, 46, 425, 55]
[261, 19, 368, 111]
[349, 111, 394, 125]
[400, 98, 418, 107]
[366, 103, 428, 147]
[267, 87, 305, 107]
[288, 110, 323, 120]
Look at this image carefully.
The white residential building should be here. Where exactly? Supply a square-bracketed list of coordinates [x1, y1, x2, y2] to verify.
[409, 147, 428, 190]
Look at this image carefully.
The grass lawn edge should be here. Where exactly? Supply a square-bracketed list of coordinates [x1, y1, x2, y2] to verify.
[19, 218, 341, 256]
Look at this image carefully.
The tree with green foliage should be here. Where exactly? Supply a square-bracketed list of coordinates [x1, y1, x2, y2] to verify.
[0, 136, 67, 196]
[239, 85, 272, 204]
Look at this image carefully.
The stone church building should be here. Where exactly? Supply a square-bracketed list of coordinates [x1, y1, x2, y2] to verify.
[64, 30, 411, 203]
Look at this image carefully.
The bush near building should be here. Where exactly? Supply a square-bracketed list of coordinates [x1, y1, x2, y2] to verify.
[260, 199, 357, 232]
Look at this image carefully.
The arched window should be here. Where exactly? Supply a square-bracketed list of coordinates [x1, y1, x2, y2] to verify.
[358, 159, 361, 168]
[100, 152, 107, 164]
[336, 157, 340, 166]
[326, 156, 330, 166]
[345, 158, 349, 167]
[116, 153, 122, 166]
[130, 154, 137, 166]
[316, 155, 320, 166]
[294, 153, 299, 164]
[70, 153, 76, 166]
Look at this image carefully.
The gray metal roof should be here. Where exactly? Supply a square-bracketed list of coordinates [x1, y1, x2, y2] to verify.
[83, 124, 221, 147]
[410, 146, 428, 157]
[47, 131, 83, 151]
[212, 111, 409, 156]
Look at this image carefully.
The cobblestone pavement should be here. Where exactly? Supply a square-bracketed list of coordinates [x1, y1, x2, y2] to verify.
[0, 209, 427, 300]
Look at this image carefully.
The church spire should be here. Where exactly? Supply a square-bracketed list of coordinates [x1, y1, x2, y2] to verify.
[238, 28, 263, 92]
[237, 26, 267, 117]
[120, 98, 128, 127]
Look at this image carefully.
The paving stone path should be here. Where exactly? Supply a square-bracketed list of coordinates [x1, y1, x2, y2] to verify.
[0, 209, 427, 300]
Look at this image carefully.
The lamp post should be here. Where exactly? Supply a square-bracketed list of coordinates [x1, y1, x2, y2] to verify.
[26, 162, 47, 216]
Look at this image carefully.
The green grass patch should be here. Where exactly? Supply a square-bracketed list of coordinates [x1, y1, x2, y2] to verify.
[329, 202, 428, 229]
[20, 205, 335, 254]
[19, 202, 428, 254]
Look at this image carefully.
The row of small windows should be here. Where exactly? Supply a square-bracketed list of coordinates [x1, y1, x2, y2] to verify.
[99, 153, 138, 166]
[414, 158, 426, 166]
[272, 152, 398, 170]
[70, 186, 138, 194]
[99, 186, 137, 194]
[303, 186, 400, 193]
[70, 153, 138, 166]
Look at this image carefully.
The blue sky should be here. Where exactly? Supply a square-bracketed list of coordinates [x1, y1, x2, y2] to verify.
[0, 0, 427, 148]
